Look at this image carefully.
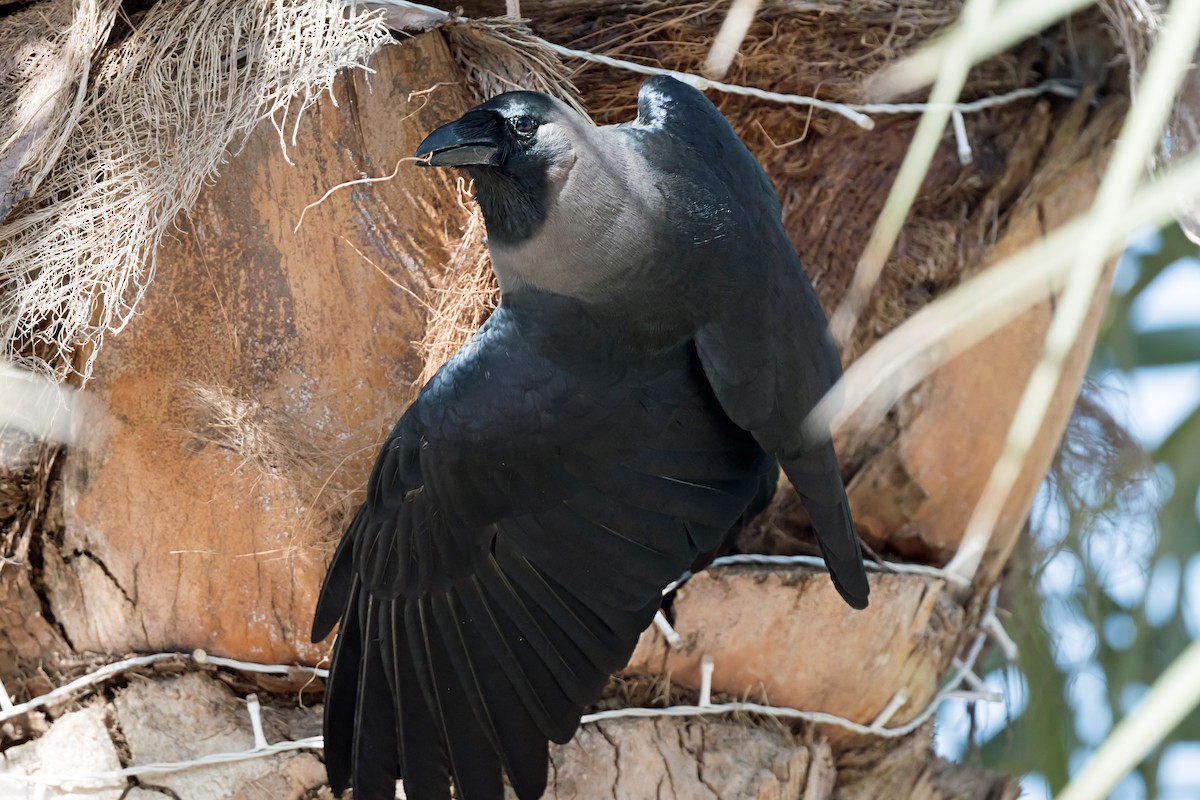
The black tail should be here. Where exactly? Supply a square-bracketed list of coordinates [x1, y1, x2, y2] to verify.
[780, 442, 869, 609]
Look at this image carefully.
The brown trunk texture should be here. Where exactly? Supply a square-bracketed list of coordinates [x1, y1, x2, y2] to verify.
[0, 4, 1138, 797]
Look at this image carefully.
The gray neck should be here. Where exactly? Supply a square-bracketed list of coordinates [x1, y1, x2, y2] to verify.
[487, 127, 663, 304]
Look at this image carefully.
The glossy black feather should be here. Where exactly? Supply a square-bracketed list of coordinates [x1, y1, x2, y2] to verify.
[313, 75, 867, 800]
[320, 575, 361, 794]
[352, 599, 399, 799]
[389, 602, 453, 800]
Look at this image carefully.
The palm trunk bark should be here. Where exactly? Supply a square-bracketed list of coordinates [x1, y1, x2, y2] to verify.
[0, 4, 1144, 797]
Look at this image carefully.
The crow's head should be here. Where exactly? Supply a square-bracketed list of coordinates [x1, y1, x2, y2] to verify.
[416, 92, 587, 245]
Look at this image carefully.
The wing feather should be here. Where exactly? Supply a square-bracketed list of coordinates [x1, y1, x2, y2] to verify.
[419, 594, 507, 800]
[352, 598, 400, 799]
[387, 600, 453, 799]
[314, 303, 770, 799]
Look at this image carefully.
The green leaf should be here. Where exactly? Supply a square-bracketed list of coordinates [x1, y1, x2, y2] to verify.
[1156, 403, 1200, 465]
[1127, 327, 1200, 367]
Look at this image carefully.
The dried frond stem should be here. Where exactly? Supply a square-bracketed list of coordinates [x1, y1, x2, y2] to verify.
[294, 156, 426, 233]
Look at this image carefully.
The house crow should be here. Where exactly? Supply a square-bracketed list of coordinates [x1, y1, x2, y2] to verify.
[312, 76, 869, 800]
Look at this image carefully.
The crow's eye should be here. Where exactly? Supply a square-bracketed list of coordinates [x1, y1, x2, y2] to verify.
[512, 115, 538, 135]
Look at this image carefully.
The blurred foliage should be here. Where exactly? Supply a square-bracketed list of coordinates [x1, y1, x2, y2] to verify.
[970, 222, 1200, 797]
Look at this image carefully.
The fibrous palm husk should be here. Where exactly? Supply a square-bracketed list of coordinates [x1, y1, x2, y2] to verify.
[0, 0, 390, 382]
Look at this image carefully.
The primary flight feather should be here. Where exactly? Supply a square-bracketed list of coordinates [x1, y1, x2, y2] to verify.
[312, 76, 869, 800]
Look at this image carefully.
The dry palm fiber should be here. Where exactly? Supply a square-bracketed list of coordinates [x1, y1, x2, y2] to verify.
[416, 201, 500, 387]
[181, 380, 361, 537]
[0, 0, 118, 224]
[0, 0, 391, 382]
[446, 16, 586, 113]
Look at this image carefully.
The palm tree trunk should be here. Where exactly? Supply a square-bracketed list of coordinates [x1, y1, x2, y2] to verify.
[0, 3, 1146, 797]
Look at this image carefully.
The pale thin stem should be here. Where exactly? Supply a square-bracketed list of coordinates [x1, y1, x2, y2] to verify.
[946, 0, 1200, 585]
[704, 0, 762, 79]
[1055, 637, 1200, 800]
[829, 0, 997, 344]
[804, 148, 1200, 445]
[877, 0, 1099, 97]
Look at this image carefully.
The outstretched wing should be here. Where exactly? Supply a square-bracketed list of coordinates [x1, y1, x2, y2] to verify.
[629, 76, 870, 609]
[313, 295, 768, 800]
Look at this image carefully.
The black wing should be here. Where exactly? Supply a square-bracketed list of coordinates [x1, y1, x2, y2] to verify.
[694, 249, 871, 609]
[628, 76, 870, 609]
[313, 295, 769, 800]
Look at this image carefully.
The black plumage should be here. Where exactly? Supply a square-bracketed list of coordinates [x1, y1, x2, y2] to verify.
[312, 76, 869, 800]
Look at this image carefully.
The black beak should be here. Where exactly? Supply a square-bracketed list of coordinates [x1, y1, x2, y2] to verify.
[415, 117, 500, 168]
